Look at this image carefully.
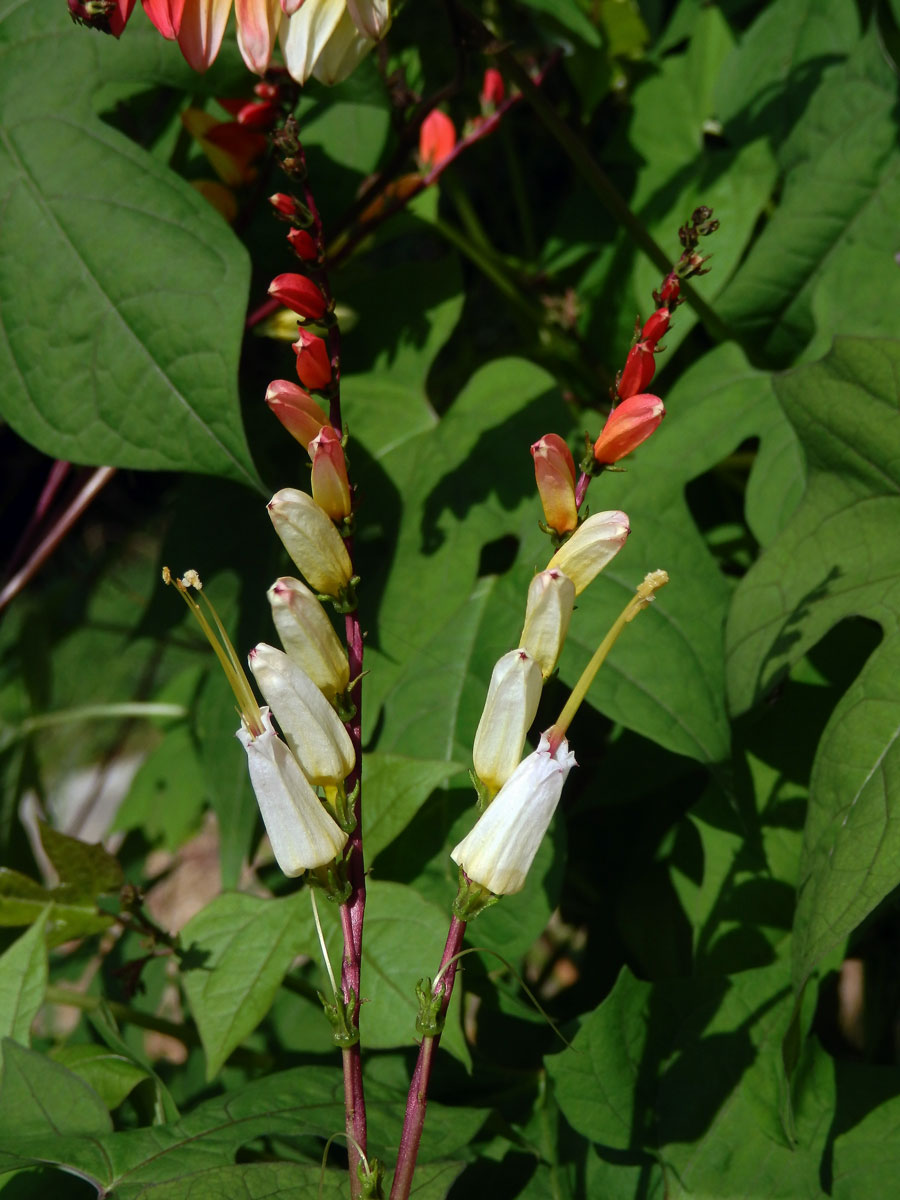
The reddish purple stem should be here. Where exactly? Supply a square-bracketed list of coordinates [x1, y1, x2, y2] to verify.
[389, 915, 467, 1200]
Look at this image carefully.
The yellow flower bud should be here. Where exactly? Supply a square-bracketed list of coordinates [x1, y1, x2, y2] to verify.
[546, 510, 630, 595]
[268, 577, 350, 701]
[267, 488, 352, 599]
[472, 649, 542, 799]
[519, 569, 575, 678]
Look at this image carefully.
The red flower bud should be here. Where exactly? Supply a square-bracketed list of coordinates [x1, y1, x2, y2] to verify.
[310, 427, 352, 521]
[293, 330, 332, 391]
[419, 109, 456, 171]
[265, 380, 327, 451]
[254, 82, 280, 101]
[641, 307, 670, 347]
[592, 394, 665, 465]
[269, 192, 298, 219]
[480, 68, 505, 110]
[655, 272, 681, 306]
[617, 342, 656, 400]
[531, 434, 578, 535]
[236, 100, 280, 130]
[287, 228, 319, 261]
[268, 272, 328, 321]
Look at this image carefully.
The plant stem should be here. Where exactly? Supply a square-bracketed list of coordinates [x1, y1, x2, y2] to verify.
[389, 915, 467, 1200]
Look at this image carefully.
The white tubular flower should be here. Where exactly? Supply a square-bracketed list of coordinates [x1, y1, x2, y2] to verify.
[519, 569, 576, 678]
[237, 708, 347, 876]
[268, 488, 353, 600]
[472, 649, 543, 798]
[280, 0, 391, 86]
[547, 510, 630, 595]
[452, 733, 577, 895]
[249, 643, 355, 786]
[268, 577, 350, 701]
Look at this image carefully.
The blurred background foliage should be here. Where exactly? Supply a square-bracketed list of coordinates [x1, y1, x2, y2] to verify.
[1, 0, 900, 1196]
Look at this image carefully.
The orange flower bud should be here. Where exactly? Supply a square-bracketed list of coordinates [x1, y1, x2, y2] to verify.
[310, 426, 352, 521]
[617, 342, 656, 400]
[293, 329, 332, 391]
[268, 272, 328, 321]
[265, 380, 327, 451]
[531, 434, 578, 535]
[418, 109, 455, 171]
[592, 394, 665, 465]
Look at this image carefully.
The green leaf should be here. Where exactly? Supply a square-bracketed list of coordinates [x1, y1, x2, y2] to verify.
[0, 868, 114, 948]
[0, 909, 49, 1044]
[717, 26, 900, 363]
[0, 1039, 112, 1141]
[0, 1065, 343, 1191]
[0, 8, 260, 489]
[363, 753, 463, 866]
[180, 890, 316, 1079]
[548, 964, 833, 1196]
[38, 821, 122, 897]
[119, 1162, 348, 1199]
[114, 724, 207, 851]
[49, 1044, 149, 1111]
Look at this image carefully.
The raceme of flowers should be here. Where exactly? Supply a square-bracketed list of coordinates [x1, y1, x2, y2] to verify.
[92, 0, 392, 82]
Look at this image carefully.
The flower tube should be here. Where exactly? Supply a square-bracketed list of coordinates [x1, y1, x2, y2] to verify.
[237, 708, 347, 876]
[293, 329, 332, 391]
[310, 426, 352, 520]
[268, 487, 353, 599]
[546, 511, 630, 595]
[248, 643, 355, 786]
[265, 380, 327, 451]
[268, 272, 328, 321]
[452, 733, 576, 895]
[592, 394, 665, 466]
[531, 434, 578, 535]
[268, 576, 350, 700]
[518, 569, 575, 678]
[472, 649, 542, 799]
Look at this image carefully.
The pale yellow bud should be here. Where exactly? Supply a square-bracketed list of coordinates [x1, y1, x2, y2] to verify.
[547, 510, 630, 595]
[472, 649, 543, 799]
[519, 569, 576, 678]
[267, 488, 353, 599]
[268, 577, 350, 700]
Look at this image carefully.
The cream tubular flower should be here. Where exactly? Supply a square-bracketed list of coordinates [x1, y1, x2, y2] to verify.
[268, 488, 353, 599]
[472, 649, 543, 798]
[546, 510, 630, 595]
[519, 569, 576, 678]
[280, 0, 390, 85]
[249, 643, 355, 786]
[268, 576, 350, 700]
[452, 733, 577, 895]
[237, 708, 347, 876]
[147, 0, 281, 73]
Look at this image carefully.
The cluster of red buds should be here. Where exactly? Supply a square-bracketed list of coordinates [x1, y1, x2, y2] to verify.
[264, 120, 352, 527]
[531, 210, 719, 538]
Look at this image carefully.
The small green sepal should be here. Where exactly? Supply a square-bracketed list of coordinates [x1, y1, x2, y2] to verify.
[359, 1156, 385, 1198]
[415, 976, 446, 1038]
[468, 768, 491, 811]
[309, 858, 352, 904]
[318, 986, 360, 1047]
[452, 867, 499, 921]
